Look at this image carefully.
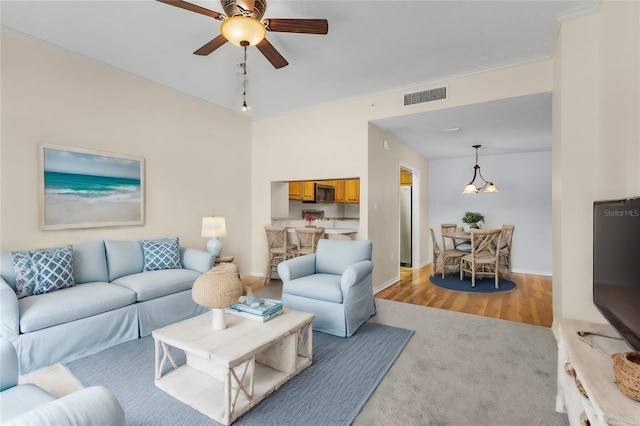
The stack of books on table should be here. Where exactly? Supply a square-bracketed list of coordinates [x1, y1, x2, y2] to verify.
[226, 297, 284, 322]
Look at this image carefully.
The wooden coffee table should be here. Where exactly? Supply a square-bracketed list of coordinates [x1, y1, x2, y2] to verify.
[152, 309, 313, 425]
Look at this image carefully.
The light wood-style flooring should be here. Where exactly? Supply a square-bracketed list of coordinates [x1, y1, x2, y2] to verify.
[376, 264, 553, 327]
[244, 264, 553, 328]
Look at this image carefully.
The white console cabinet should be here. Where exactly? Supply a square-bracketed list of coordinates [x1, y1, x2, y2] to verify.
[556, 319, 640, 426]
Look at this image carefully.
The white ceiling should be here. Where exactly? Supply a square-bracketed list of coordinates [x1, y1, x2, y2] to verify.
[1, 0, 599, 158]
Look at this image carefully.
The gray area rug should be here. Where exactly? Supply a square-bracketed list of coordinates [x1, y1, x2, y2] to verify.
[356, 298, 568, 426]
[65, 321, 413, 426]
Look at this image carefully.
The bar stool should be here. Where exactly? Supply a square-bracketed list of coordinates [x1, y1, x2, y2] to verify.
[264, 225, 297, 284]
[294, 227, 325, 256]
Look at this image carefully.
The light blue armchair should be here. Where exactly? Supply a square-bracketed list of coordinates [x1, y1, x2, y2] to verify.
[277, 239, 375, 337]
[0, 339, 125, 425]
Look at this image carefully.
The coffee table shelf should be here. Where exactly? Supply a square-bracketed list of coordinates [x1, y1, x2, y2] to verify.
[152, 309, 314, 425]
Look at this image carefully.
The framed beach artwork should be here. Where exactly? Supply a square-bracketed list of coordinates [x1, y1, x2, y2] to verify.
[39, 144, 145, 230]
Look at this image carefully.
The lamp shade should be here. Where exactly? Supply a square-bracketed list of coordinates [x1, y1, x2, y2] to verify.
[220, 16, 266, 47]
[202, 217, 227, 238]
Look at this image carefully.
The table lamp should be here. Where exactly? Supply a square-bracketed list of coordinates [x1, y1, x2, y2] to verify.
[201, 216, 226, 257]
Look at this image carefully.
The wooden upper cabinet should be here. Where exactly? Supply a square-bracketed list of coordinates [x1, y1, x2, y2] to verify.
[334, 180, 346, 203]
[400, 169, 412, 186]
[289, 179, 358, 203]
[289, 182, 302, 200]
[345, 179, 360, 203]
[302, 181, 315, 201]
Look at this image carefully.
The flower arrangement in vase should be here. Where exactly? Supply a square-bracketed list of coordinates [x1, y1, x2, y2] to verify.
[304, 214, 316, 227]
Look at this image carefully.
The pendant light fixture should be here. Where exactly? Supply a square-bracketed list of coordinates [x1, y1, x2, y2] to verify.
[462, 145, 499, 194]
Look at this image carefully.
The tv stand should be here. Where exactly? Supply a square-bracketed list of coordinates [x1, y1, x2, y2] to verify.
[556, 319, 640, 425]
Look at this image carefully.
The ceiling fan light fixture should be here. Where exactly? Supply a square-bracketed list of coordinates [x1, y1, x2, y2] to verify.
[220, 16, 266, 47]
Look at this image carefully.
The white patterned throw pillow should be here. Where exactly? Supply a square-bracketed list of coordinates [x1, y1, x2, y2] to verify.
[11, 245, 75, 298]
[142, 238, 182, 271]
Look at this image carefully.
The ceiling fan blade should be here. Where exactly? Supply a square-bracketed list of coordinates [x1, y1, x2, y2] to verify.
[265, 18, 328, 35]
[156, 0, 223, 20]
[193, 35, 228, 56]
[256, 39, 289, 69]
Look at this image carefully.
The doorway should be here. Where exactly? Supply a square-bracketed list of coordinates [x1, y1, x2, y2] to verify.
[399, 167, 413, 267]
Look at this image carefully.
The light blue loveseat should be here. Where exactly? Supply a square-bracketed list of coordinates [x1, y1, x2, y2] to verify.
[278, 239, 375, 337]
[0, 239, 214, 374]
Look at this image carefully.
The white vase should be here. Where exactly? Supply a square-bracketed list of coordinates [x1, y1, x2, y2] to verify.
[463, 224, 471, 233]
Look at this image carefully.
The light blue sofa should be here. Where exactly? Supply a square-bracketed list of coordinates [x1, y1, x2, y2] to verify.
[0, 339, 125, 425]
[0, 239, 214, 374]
[278, 239, 375, 337]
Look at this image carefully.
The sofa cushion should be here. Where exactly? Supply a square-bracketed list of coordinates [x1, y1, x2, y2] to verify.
[11, 246, 75, 299]
[104, 240, 143, 281]
[142, 238, 182, 271]
[282, 273, 343, 303]
[72, 241, 108, 284]
[18, 282, 136, 333]
[111, 269, 200, 302]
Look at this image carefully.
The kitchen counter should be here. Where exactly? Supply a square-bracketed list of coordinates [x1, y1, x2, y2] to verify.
[285, 226, 358, 241]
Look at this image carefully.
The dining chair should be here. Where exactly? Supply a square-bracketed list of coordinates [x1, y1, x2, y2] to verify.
[264, 225, 297, 285]
[441, 223, 471, 253]
[295, 227, 325, 255]
[499, 225, 515, 279]
[440, 224, 466, 278]
[429, 228, 442, 277]
[460, 228, 503, 288]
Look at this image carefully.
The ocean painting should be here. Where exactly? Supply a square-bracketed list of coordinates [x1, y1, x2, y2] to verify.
[40, 145, 144, 229]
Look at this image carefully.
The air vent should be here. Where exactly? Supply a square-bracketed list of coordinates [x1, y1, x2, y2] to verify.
[404, 86, 447, 106]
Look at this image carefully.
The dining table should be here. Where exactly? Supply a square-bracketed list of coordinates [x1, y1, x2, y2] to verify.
[441, 231, 472, 253]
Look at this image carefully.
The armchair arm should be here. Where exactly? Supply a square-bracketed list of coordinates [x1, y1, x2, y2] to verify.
[4, 386, 126, 426]
[340, 260, 373, 293]
[0, 277, 19, 339]
[277, 254, 316, 282]
[180, 247, 216, 274]
[0, 339, 18, 391]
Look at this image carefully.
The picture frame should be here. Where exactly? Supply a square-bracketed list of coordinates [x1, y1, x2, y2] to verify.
[39, 143, 145, 230]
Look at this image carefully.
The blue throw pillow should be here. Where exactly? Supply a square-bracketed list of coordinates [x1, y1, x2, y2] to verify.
[11, 251, 38, 299]
[142, 238, 182, 271]
[11, 245, 75, 298]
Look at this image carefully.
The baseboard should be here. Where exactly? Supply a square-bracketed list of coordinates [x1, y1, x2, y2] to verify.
[374, 277, 399, 294]
[512, 269, 552, 277]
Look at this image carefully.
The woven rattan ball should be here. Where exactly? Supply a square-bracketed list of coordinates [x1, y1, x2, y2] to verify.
[211, 263, 238, 274]
[192, 269, 243, 309]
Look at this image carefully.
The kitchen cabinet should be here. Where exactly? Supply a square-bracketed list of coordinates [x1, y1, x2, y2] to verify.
[400, 170, 412, 186]
[345, 179, 360, 203]
[302, 181, 315, 201]
[289, 182, 302, 200]
[334, 180, 346, 203]
[333, 179, 359, 203]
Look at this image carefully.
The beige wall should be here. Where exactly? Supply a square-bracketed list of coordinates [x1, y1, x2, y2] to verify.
[552, 1, 640, 324]
[0, 30, 254, 273]
[252, 61, 553, 286]
[368, 123, 430, 290]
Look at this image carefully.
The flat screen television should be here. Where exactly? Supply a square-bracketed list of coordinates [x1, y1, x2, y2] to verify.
[593, 197, 640, 350]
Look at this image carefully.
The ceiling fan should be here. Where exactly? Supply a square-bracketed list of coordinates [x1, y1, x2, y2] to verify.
[157, 0, 329, 69]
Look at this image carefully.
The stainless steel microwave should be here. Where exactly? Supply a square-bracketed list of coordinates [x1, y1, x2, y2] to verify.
[305, 184, 335, 203]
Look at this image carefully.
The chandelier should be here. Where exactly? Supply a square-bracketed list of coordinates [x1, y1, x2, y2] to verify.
[462, 145, 499, 194]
